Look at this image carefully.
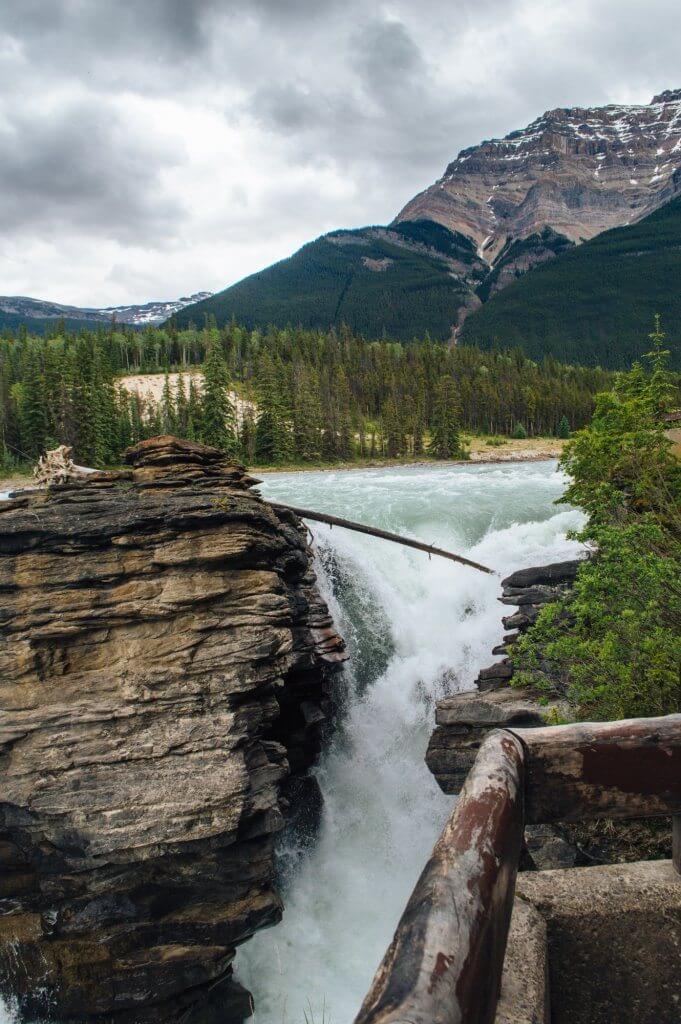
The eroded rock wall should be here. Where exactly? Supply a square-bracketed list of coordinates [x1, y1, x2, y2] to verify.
[0, 437, 345, 1023]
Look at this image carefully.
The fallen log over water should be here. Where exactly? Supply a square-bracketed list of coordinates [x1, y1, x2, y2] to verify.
[268, 502, 495, 574]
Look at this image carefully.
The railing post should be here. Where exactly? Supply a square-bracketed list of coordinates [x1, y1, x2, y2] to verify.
[355, 729, 525, 1024]
[674, 815, 681, 875]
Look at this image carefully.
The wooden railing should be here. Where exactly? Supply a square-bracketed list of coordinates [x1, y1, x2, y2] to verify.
[354, 714, 681, 1024]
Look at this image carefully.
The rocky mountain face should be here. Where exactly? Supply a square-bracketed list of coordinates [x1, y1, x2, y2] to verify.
[397, 90, 681, 266]
[0, 292, 212, 329]
[172, 89, 681, 345]
[0, 437, 345, 1023]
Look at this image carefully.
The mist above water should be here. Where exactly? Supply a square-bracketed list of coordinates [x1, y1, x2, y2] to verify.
[237, 461, 583, 1024]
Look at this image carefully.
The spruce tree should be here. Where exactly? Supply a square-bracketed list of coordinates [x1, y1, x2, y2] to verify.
[201, 342, 238, 455]
[255, 356, 293, 464]
[186, 378, 202, 440]
[430, 376, 462, 459]
[161, 372, 177, 434]
[292, 364, 322, 462]
[175, 375, 188, 436]
[556, 415, 570, 439]
[20, 347, 47, 459]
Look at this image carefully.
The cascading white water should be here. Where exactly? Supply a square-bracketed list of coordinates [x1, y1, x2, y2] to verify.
[236, 461, 584, 1024]
[0, 461, 583, 1024]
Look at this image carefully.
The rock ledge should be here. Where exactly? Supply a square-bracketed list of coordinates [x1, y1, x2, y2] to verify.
[0, 436, 345, 1023]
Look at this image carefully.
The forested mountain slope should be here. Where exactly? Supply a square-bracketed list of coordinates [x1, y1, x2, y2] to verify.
[460, 195, 681, 367]
[173, 90, 681, 354]
[172, 222, 487, 341]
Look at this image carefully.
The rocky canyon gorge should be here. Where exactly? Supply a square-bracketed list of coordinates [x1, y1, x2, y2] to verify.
[0, 437, 345, 1023]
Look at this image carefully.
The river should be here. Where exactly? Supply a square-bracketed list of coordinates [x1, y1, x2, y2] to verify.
[236, 460, 583, 1023]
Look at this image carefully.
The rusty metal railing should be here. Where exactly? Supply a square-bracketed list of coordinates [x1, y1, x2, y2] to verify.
[354, 714, 681, 1024]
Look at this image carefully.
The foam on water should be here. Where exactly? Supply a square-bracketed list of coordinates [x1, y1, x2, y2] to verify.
[0, 461, 583, 1024]
[236, 461, 583, 1023]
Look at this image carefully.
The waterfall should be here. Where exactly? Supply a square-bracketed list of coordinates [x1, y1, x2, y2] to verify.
[237, 461, 584, 1023]
[0, 461, 583, 1024]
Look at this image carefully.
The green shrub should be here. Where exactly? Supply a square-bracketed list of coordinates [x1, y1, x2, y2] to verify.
[511, 421, 527, 439]
[512, 321, 681, 721]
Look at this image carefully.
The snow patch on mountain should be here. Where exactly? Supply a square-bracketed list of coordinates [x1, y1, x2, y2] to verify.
[0, 293, 213, 327]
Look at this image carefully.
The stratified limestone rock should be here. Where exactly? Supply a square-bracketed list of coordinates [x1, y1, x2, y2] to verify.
[0, 436, 346, 1024]
[396, 93, 681, 260]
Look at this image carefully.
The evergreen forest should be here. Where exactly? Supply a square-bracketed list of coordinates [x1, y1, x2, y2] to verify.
[0, 319, 614, 470]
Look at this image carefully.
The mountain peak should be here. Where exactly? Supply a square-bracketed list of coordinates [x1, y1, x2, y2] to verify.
[395, 90, 681, 262]
[651, 88, 681, 105]
[0, 292, 214, 329]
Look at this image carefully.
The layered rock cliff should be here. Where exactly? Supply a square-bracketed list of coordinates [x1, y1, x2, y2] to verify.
[0, 437, 345, 1023]
[397, 90, 681, 264]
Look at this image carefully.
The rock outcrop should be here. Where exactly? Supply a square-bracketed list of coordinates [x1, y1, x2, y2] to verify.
[426, 559, 582, 870]
[0, 436, 345, 1023]
[397, 91, 681, 263]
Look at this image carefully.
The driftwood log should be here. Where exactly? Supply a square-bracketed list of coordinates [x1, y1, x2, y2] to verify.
[268, 502, 494, 575]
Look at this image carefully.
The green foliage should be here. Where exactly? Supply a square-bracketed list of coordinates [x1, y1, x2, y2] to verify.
[556, 415, 570, 438]
[512, 324, 681, 721]
[511, 421, 527, 439]
[430, 376, 465, 458]
[0, 319, 613, 469]
[254, 354, 293, 464]
[171, 223, 478, 342]
[201, 340, 238, 455]
[461, 197, 681, 369]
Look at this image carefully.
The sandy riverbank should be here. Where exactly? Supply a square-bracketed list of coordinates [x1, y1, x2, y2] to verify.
[252, 438, 565, 474]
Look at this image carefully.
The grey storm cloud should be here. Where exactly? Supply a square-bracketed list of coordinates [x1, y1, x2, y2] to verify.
[0, 100, 183, 242]
[0, 0, 680, 305]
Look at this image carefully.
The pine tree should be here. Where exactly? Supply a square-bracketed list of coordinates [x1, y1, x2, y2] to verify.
[20, 347, 47, 459]
[511, 421, 528, 439]
[201, 342, 238, 454]
[556, 415, 571, 438]
[430, 376, 462, 459]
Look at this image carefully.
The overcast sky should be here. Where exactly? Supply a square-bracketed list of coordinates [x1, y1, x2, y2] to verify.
[1, 0, 680, 307]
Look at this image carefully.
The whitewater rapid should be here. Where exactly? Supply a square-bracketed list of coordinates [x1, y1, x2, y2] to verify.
[237, 460, 584, 1024]
[0, 460, 583, 1024]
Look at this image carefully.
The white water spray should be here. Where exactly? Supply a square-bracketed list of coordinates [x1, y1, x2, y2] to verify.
[0, 461, 583, 1024]
[237, 461, 583, 1023]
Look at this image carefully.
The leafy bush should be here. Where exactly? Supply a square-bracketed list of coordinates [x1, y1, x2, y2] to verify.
[512, 322, 681, 721]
